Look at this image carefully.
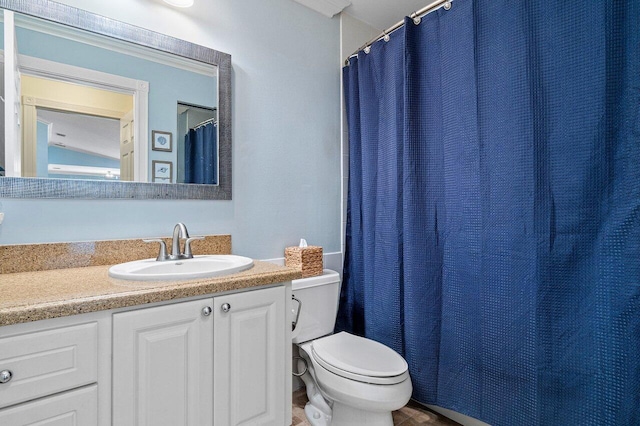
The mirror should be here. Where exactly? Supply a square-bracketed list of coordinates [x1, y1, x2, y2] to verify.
[0, 0, 231, 199]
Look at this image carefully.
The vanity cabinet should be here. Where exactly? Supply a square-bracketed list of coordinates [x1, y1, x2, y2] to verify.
[0, 283, 290, 426]
[112, 285, 286, 426]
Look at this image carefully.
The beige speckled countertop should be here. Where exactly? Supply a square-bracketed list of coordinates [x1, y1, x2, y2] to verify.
[0, 260, 301, 326]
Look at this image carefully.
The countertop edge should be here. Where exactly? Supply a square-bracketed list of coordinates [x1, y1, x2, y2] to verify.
[0, 261, 302, 327]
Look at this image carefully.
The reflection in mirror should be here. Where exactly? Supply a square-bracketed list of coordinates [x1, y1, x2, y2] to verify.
[24, 75, 133, 181]
[177, 103, 218, 185]
[2, 11, 218, 184]
[38, 109, 122, 181]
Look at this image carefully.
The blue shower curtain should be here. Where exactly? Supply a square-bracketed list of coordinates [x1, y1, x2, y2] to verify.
[184, 122, 217, 184]
[337, 1, 640, 425]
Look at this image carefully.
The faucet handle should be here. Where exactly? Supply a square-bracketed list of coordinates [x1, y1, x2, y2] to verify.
[143, 239, 169, 261]
[184, 236, 205, 258]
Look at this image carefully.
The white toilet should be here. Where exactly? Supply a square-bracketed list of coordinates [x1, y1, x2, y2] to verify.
[292, 270, 412, 426]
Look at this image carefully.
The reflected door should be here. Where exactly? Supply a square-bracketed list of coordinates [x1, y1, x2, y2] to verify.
[119, 111, 134, 181]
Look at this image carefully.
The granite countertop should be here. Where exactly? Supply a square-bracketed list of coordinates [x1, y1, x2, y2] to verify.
[0, 260, 301, 327]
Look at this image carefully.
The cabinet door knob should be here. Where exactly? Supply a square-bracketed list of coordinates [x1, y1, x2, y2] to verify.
[221, 303, 231, 313]
[202, 306, 213, 316]
[0, 370, 12, 384]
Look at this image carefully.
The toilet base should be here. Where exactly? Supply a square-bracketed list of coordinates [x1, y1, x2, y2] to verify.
[331, 402, 393, 426]
[297, 357, 332, 426]
[304, 401, 332, 426]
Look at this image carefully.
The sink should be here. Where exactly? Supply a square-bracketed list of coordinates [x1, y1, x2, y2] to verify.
[108, 255, 254, 281]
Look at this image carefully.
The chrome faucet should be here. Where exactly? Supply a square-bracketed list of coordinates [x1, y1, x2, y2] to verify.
[171, 223, 189, 258]
[144, 223, 204, 261]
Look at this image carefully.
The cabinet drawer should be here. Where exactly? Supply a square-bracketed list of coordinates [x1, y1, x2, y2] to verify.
[0, 384, 97, 425]
[0, 322, 98, 409]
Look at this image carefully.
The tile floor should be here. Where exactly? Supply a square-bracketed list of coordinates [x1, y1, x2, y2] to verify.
[292, 388, 461, 426]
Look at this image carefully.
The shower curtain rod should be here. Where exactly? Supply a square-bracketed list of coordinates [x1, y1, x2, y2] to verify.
[345, 0, 452, 65]
[191, 117, 217, 130]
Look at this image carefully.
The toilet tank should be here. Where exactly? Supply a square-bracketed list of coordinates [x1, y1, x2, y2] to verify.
[291, 269, 341, 344]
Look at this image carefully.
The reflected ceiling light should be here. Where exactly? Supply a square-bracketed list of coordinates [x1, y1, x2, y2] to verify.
[163, 0, 194, 7]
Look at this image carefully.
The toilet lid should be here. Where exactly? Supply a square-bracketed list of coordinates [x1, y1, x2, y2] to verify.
[310, 332, 408, 384]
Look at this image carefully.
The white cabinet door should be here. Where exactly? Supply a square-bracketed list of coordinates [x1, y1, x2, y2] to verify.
[113, 298, 214, 426]
[0, 385, 97, 425]
[213, 286, 286, 426]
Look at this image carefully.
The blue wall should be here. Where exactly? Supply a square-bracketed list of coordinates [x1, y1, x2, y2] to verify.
[48, 146, 120, 181]
[0, 0, 341, 261]
[48, 147, 120, 170]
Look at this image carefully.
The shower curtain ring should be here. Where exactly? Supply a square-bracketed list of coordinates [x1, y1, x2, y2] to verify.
[364, 45, 371, 54]
[444, 1, 452, 10]
[412, 12, 421, 25]
[383, 31, 390, 42]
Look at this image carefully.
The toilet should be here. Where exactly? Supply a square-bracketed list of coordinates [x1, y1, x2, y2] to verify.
[292, 270, 412, 426]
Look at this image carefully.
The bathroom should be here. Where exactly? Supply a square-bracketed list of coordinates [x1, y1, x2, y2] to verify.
[0, 0, 637, 425]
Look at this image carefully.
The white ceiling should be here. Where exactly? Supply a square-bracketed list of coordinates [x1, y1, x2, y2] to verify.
[341, 0, 430, 31]
[344, 0, 432, 30]
[38, 109, 121, 160]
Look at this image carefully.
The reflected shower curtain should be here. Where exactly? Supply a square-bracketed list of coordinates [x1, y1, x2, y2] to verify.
[184, 122, 217, 184]
[336, 1, 640, 425]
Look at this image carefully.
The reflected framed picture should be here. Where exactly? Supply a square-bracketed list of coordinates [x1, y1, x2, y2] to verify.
[152, 160, 173, 183]
[152, 130, 172, 152]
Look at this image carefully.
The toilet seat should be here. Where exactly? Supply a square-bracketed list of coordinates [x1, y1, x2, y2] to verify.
[310, 332, 409, 385]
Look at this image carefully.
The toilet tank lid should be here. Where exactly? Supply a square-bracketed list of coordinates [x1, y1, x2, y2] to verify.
[292, 269, 340, 290]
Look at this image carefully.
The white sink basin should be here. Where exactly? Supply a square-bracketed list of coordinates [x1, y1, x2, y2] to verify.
[108, 255, 254, 281]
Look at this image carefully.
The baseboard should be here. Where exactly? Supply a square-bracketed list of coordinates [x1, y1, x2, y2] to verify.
[426, 404, 491, 426]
